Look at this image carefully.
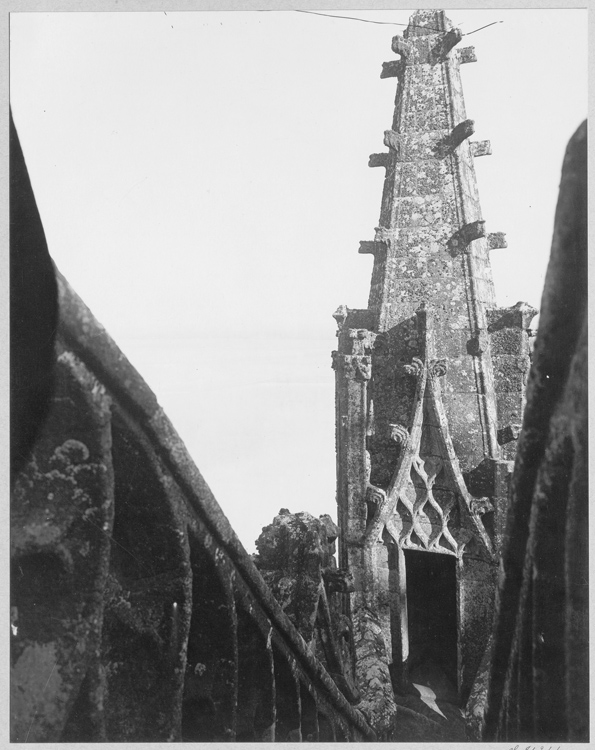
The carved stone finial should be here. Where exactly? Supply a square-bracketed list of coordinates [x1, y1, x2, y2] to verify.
[402, 357, 424, 377]
[333, 305, 348, 330]
[389, 423, 409, 448]
[359, 240, 387, 257]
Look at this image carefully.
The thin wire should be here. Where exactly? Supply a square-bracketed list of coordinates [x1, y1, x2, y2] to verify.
[293, 9, 502, 37]
[465, 20, 503, 35]
[294, 9, 413, 28]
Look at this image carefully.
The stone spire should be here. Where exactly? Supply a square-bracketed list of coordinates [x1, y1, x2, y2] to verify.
[332, 10, 536, 735]
[362, 7, 506, 468]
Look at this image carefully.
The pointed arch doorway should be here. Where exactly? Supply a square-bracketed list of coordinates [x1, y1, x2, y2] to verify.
[404, 549, 458, 695]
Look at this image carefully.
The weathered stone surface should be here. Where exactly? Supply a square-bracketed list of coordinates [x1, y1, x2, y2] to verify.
[255, 510, 328, 642]
[11, 352, 114, 742]
[457, 46, 477, 65]
[11, 109, 378, 743]
[332, 9, 525, 740]
[484, 121, 588, 742]
[464, 634, 493, 740]
[470, 139, 491, 157]
[254, 510, 359, 704]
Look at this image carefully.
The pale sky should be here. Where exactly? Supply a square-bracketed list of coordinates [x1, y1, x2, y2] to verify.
[10, 9, 587, 551]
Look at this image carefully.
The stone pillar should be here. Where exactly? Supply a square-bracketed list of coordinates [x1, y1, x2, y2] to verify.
[487, 302, 538, 461]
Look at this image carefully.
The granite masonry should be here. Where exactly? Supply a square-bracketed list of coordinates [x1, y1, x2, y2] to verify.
[331, 8, 535, 733]
[11, 9, 587, 743]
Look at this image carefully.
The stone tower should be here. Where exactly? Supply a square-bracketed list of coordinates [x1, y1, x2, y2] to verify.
[332, 9, 536, 732]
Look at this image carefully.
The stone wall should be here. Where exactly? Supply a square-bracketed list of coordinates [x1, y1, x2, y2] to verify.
[10, 117, 375, 743]
[482, 120, 588, 742]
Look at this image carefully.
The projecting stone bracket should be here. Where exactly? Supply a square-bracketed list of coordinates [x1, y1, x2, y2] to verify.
[487, 232, 508, 250]
[380, 59, 404, 79]
[391, 36, 412, 60]
[434, 119, 475, 158]
[431, 27, 463, 62]
[497, 424, 522, 445]
[359, 240, 387, 257]
[457, 46, 477, 64]
[368, 153, 390, 169]
[448, 220, 486, 254]
[391, 28, 463, 66]
[470, 140, 492, 157]
[487, 301, 539, 333]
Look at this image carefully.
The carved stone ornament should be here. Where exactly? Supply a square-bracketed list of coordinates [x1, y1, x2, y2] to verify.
[402, 357, 424, 377]
[448, 220, 486, 254]
[430, 359, 448, 377]
[348, 328, 377, 356]
[380, 59, 404, 80]
[365, 485, 387, 506]
[470, 496, 494, 516]
[334, 354, 372, 381]
[457, 46, 477, 65]
[332, 305, 348, 330]
[389, 423, 409, 448]
[434, 119, 475, 158]
[391, 35, 412, 60]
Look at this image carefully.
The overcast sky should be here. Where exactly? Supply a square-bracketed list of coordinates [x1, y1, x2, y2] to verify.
[10, 8, 587, 551]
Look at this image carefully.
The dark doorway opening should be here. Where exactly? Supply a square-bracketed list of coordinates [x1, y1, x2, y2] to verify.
[405, 550, 458, 697]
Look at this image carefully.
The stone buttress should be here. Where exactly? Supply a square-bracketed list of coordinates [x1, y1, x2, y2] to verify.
[332, 9, 536, 733]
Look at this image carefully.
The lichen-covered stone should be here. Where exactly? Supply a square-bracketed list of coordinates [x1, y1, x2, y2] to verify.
[11, 352, 114, 742]
[484, 121, 588, 742]
[332, 9, 534, 739]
